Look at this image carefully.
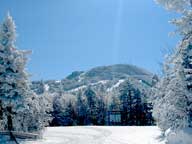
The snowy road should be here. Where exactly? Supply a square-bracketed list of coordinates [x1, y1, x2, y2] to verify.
[23, 126, 165, 144]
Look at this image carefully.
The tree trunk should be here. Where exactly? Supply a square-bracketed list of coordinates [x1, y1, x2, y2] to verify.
[0, 101, 3, 120]
[7, 106, 13, 131]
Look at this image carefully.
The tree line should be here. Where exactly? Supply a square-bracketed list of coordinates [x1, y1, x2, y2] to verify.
[49, 80, 154, 126]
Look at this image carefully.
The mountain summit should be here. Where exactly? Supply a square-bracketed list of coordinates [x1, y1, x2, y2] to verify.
[32, 64, 154, 94]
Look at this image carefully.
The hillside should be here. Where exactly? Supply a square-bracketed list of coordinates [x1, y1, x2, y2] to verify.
[31, 64, 156, 126]
[32, 64, 155, 94]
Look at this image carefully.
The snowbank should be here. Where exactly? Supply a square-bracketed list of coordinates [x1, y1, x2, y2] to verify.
[165, 128, 192, 144]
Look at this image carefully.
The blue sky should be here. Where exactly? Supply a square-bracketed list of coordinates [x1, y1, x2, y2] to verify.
[0, 0, 179, 80]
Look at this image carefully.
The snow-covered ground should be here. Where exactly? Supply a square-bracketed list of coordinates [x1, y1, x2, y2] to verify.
[107, 79, 125, 92]
[22, 126, 165, 144]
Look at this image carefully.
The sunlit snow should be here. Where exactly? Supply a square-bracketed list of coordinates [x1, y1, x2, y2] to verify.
[107, 79, 125, 91]
[23, 126, 165, 144]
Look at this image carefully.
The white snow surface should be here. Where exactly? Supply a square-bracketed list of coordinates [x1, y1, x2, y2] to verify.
[107, 79, 125, 92]
[44, 84, 49, 91]
[68, 85, 87, 92]
[22, 126, 165, 144]
[68, 80, 108, 92]
[165, 127, 192, 144]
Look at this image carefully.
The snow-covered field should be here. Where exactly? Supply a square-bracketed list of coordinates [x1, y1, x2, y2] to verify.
[23, 126, 165, 144]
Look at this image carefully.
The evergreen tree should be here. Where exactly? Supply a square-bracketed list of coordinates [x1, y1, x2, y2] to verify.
[51, 93, 76, 126]
[50, 94, 62, 126]
[153, 1, 192, 143]
[84, 87, 98, 125]
[32, 80, 46, 95]
[109, 92, 121, 111]
[0, 13, 46, 133]
[155, 0, 191, 12]
[119, 80, 142, 125]
[76, 91, 88, 125]
[64, 99, 77, 126]
[96, 93, 106, 125]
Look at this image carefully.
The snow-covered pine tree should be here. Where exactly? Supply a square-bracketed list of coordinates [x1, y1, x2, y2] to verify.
[0, 13, 47, 133]
[153, 0, 192, 143]
[151, 53, 174, 130]
[84, 87, 99, 125]
[109, 92, 121, 112]
[51, 92, 77, 126]
[96, 92, 107, 125]
[119, 80, 142, 125]
[156, 0, 190, 12]
[65, 99, 77, 125]
[32, 80, 46, 95]
[119, 81, 133, 125]
[76, 91, 88, 125]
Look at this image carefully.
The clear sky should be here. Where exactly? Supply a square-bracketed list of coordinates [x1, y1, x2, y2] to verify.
[0, 0, 179, 80]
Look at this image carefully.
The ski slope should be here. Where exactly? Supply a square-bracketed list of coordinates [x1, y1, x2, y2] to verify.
[24, 126, 165, 144]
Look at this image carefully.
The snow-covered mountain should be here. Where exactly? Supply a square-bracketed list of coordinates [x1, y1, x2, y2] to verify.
[31, 64, 156, 126]
[32, 64, 155, 95]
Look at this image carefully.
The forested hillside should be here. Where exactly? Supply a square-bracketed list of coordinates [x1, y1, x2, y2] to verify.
[32, 64, 157, 126]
